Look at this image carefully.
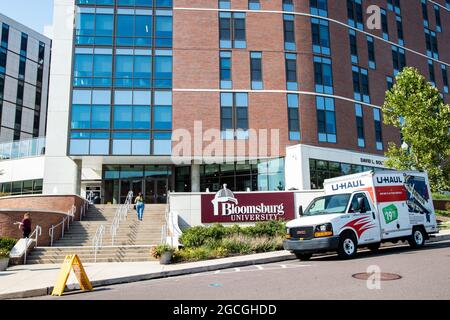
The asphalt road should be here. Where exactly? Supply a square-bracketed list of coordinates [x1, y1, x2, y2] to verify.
[34, 240, 450, 300]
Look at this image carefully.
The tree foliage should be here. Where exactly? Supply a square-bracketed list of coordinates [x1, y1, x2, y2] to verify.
[382, 67, 450, 191]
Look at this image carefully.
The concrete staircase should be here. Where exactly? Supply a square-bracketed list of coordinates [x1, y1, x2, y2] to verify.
[26, 204, 166, 264]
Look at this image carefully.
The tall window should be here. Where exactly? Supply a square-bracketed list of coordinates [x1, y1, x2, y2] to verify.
[434, 5, 441, 32]
[287, 94, 300, 141]
[367, 36, 376, 69]
[395, 15, 404, 46]
[248, 0, 260, 10]
[76, 7, 114, 45]
[387, 0, 401, 14]
[1, 23, 9, 48]
[220, 93, 248, 140]
[422, 0, 429, 27]
[115, 50, 152, 88]
[219, 12, 246, 49]
[392, 45, 406, 75]
[373, 109, 383, 151]
[283, 0, 294, 11]
[428, 59, 436, 86]
[219, 0, 230, 9]
[283, 14, 295, 51]
[355, 104, 365, 148]
[312, 19, 330, 55]
[352, 66, 370, 103]
[386, 76, 394, 90]
[442, 64, 449, 93]
[310, 0, 328, 17]
[380, 8, 389, 40]
[314, 56, 333, 94]
[250, 52, 263, 90]
[73, 48, 113, 87]
[285, 53, 298, 90]
[316, 96, 336, 143]
[220, 51, 232, 89]
[425, 28, 439, 59]
[20, 33, 28, 57]
[347, 0, 363, 30]
[349, 29, 358, 64]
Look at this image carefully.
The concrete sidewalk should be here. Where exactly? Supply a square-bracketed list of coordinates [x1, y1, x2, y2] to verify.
[1, 230, 449, 300]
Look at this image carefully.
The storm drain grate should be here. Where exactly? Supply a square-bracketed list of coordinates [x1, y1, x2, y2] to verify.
[352, 272, 402, 281]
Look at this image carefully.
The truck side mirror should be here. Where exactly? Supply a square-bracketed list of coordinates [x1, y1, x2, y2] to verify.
[299, 205, 303, 217]
[357, 197, 367, 213]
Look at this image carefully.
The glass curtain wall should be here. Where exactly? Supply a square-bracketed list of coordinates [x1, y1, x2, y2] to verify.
[71, 0, 173, 156]
[200, 158, 285, 192]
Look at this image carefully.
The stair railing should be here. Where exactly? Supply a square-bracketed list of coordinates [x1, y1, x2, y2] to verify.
[110, 191, 133, 246]
[92, 224, 105, 263]
[24, 225, 42, 265]
[48, 207, 76, 247]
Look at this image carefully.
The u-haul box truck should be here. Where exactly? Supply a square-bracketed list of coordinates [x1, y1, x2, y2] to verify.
[283, 170, 438, 260]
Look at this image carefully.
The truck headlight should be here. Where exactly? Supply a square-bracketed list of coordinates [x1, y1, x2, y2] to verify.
[285, 227, 291, 239]
[314, 223, 333, 238]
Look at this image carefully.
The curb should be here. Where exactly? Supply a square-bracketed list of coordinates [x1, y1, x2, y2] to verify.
[2, 233, 449, 300]
[0, 253, 297, 300]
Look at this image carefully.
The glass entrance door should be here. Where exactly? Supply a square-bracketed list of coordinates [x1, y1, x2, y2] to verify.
[145, 178, 168, 204]
[121, 178, 143, 203]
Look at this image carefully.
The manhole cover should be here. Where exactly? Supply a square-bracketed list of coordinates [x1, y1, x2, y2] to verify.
[352, 272, 402, 281]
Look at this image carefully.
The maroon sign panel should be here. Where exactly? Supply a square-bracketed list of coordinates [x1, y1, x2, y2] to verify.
[201, 192, 295, 223]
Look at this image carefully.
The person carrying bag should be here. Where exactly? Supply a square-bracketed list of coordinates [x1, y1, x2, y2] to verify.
[134, 193, 145, 221]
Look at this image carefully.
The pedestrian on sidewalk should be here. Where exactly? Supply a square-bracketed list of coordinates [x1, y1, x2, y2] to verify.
[134, 193, 145, 221]
[19, 213, 32, 238]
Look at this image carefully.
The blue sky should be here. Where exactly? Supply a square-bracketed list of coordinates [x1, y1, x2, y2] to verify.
[0, 0, 54, 35]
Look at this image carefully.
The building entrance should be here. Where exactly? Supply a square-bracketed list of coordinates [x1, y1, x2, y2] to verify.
[103, 165, 171, 204]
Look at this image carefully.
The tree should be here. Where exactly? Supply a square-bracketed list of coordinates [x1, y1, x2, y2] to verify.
[382, 67, 450, 192]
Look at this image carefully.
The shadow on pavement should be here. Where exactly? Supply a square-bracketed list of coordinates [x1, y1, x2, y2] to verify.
[309, 240, 450, 262]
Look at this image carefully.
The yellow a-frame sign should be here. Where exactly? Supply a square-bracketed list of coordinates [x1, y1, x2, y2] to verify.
[51, 254, 93, 296]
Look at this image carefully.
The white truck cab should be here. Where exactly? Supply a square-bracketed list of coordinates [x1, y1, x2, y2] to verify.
[283, 170, 438, 260]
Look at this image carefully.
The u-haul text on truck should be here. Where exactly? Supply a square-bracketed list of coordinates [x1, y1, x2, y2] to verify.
[283, 170, 438, 260]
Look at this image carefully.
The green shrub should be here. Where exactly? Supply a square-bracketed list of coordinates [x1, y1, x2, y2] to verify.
[0, 248, 10, 258]
[172, 247, 221, 263]
[180, 224, 228, 248]
[221, 236, 252, 254]
[436, 210, 450, 217]
[433, 193, 450, 201]
[225, 224, 242, 236]
[0, 237, 17, 252]
[179, 226, 210, 248]
[151, 244, 176, 259]
[243, 220, 286, 237]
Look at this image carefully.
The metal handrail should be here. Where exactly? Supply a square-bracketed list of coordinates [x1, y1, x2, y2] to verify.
[92, 224, 105, 263]
[110, 191, 133, 246]
[161, 192, 170, 244]
[24, 225, 42, 264]
[48, 207, 76, 247]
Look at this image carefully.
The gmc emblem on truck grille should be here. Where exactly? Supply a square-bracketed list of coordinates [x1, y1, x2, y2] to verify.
[297, 230, 307, 235]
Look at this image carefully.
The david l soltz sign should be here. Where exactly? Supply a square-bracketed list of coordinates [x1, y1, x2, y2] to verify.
[201, 188, 295, 223]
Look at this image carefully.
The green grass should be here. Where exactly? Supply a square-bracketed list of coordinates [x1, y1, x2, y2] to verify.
[433, 193, 450, 201]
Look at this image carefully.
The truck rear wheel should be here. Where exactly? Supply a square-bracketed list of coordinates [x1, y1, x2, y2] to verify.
[337, 233, 358, 259]
[295, 252, 312, 261]
[408, 227, 426, 248]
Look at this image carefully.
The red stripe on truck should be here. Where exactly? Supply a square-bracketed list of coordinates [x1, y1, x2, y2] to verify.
[375, 185, 408, 203]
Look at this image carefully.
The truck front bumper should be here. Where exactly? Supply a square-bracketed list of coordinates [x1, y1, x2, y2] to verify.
[283, 236, 340, 253]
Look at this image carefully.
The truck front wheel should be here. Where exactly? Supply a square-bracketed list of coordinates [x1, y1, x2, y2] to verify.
[295, 252, 312, 261]
[408, 227, 426, 248]
[337, 233, 358, 259]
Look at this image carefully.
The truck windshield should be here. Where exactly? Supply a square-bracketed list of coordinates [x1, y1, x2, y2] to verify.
[304, 194, 351, 216]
